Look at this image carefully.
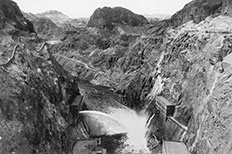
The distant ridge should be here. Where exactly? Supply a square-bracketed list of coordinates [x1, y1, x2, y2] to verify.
[88, 6, 148, 29]
[23, 10, 88, 28]
[36, 10, 70, 26]
[143, 14, 171, 20]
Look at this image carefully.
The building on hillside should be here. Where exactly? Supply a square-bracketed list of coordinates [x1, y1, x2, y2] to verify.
[150, 96, 189, 141]
[155, 96, 176, 119]
[162, 141, 190, 154]
[72, 138, 107, 154]
[70, 95, 85, 124]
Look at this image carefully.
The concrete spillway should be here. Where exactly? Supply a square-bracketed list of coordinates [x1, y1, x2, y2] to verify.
[79, 110, 127, 136]
[79, 109, 150, 153]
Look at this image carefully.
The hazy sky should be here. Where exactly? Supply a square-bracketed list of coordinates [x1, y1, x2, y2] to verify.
[14, 0, 192, 18]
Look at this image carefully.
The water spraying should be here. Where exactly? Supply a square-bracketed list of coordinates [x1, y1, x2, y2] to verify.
[79, 108, 154, 153]
[108, 108, 151, 153]
[79, 110, 127, 136]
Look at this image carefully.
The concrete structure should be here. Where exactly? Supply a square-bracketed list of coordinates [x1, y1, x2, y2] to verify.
[70, 95, 84, 124]
[155, 96, 176, 118]
[165, 117, 188, 141]
[71, 95, 84, 108]
[147, 133, 160, 150]
[79, 110, 127, 136]
[223, 52, 232, 65]
[151, 96, 188, 141]
[72, 138, 107, 154]
[162, 141, 190, 154]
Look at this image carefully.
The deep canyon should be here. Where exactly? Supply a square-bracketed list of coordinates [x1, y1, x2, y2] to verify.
[1, 0, 232, 154]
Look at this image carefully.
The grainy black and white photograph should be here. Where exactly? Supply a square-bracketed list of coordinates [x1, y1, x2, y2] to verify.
[0, 0, 232, 153]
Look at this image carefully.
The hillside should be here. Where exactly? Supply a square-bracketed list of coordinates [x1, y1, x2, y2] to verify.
[0, 0, 34, 32]
[88, 7, 148, 29]
[148, 0, 232, 36]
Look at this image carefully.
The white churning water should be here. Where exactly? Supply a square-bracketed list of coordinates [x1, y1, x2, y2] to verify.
[80, 108, 152, 153]
[108, 108, 151, 154]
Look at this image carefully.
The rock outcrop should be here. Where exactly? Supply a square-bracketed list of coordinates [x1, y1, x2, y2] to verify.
[0, 0, 34, 32]
[88, 7, 148, 29]
[0, 39, 82, 154]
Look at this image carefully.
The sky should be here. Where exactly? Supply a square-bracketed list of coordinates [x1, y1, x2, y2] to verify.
[14, 0, 192, 18]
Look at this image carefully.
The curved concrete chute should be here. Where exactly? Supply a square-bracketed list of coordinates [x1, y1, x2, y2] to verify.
[79, 110, 127, 136]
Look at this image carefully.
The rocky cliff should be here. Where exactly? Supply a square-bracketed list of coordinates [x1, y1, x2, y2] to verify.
[0, 1, 81, 153]
[148, 0, 232, 36]
[154, 15, 232, 154]
[0, 0, 34, 32]
[170, 0, 224, 27]
[0, 39, 82, 153]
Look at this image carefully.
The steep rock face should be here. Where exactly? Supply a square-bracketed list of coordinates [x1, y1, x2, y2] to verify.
[51, 28, 161, 110]
[0, 0, 34, 32]
[148, 0, 232, 36]
[0, 39, 82, 154]
[88, 7, 148, 29]
[169, 0, 224, 27]
[146, 16, 232, 154]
